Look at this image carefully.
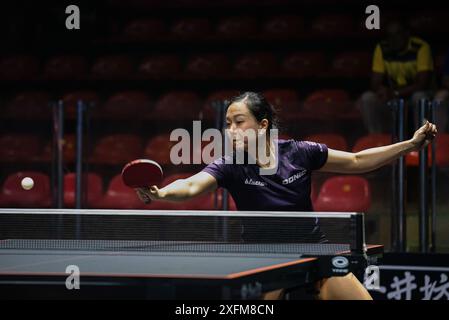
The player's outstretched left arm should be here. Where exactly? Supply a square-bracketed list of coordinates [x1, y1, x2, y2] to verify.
[319, 121, 437, 174]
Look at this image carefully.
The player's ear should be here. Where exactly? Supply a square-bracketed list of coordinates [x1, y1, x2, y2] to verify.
[258, 119, 269, 137]
[259, 119, 269, 130]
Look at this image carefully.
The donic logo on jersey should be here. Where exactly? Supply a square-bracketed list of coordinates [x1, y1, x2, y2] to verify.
[244, 179, 267, 187]
[282, 170, 307, 185]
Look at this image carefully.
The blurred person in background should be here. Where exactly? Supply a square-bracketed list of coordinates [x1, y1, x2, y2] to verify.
[358, 19, 435, 133]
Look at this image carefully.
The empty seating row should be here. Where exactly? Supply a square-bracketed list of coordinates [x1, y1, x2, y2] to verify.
[0, 171, 372, 212]
[2, 133, 449, 166]
[0, 52, 374, 80]
[0, 89, 363, 122]
[115, 12, 448, 41]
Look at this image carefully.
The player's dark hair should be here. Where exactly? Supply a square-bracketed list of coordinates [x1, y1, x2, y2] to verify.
[228, 92, 279, 132]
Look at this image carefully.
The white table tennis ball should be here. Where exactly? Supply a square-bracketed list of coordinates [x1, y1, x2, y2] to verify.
[21, 177, 34, 190]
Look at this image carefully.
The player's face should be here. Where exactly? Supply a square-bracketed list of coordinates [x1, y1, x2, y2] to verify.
[226, 102, 268, 151]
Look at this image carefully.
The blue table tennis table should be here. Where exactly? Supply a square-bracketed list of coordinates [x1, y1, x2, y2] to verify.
[0, 239, 383, 299]
[0, 209, 383, 299]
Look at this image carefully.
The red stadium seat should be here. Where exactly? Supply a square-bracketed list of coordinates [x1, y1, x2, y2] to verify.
[202, 90, 239, 121]
[216, 16, 258, 39]
[0, 171, 51, 208]
[0, 134, 43, 162]
[305, 133, 348, 151]
[100, 91, 152, 119]
[150, 91, 202, 121]
[331, 52, 372, 77]
[433, 134, 449, 167]
[4, 92, 51, 119]
[144, 134, 181, 166]
[263, 89, 301, 121]
[138, 55, 182, 79]
[352, 134, 392, 153]
[171, 18, 212, 40]
[262, 15, 303, 39]
[406, 134, 449, 167]
[310, 14, 355, 37]
[0, 55, 39, 80]
[122, 19, 167, 41]
[43, 56, 87, 80]
[234, 53, 278, 78]
[91, 134, 144, 165]
[281, 52, 327, 78]
[314, 176, 371, 212]
[61, 91, 100, 119]
[41, 134, 77, 163]
[302, 89, 352, 118]
[91, 55, 134, 79]
[95, 174, 145, 209]
[406, 148, 430, 167]
[64, 173, 104, 208]
[185, 54, 230, 78]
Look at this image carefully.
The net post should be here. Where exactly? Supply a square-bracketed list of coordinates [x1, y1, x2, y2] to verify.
[389, 98, 407, 252]
[397, 98, 406, 252]
[75, 100, 86, 239]
[389, 99, 399, 251]
[211, 99, 230, 211]
[351, 213, 366, 255]
[430, 100, 437, 253]
[52, 100, 64, 209]
[212, 99, 229, 241]
[75, 100, 84, 210]
[418, 98, 429, 253]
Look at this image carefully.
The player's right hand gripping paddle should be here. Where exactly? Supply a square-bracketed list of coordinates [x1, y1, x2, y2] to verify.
[121, 159, 163, 203]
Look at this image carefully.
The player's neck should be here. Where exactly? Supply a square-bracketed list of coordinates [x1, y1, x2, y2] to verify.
[256, 138, 276, 169]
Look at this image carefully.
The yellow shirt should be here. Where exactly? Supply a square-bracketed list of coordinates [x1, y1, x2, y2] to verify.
[372, 37, 434, 88]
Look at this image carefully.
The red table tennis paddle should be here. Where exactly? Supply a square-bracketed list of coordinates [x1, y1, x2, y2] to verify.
[121, 159, 163, 188]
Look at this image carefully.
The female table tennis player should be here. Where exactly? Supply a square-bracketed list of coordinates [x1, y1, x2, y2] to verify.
[136, 92, 437, 300]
